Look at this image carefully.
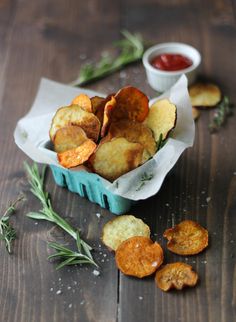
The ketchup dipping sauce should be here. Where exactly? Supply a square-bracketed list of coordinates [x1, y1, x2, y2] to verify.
[151, 53, 193, 72]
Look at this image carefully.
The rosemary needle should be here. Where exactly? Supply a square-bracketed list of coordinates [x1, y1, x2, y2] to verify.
[25, 162, 97, 268]
[0, 195, 24, 254]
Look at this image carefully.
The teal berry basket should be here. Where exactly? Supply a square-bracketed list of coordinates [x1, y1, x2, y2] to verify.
[50, 165, 135, 215]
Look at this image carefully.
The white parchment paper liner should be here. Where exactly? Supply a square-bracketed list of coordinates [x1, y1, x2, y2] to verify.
[14, 75, 194, 201]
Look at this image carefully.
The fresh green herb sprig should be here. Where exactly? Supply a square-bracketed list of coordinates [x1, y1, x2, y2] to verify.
[25, 162, 97, 269]
[209, 96, 233, 133]
[0, 195, 24, 254]
[157, 133, 167, 151]
[136, 172, 154, 191]
[70, 30, 145, 87]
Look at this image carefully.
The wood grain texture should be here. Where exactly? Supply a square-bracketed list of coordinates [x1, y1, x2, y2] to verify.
[0, 0, 235, 321]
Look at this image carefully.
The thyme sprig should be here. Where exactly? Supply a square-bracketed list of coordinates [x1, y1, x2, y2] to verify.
[209, 96, 233, 133]
[70, 30, 145, 86]
[25, 162, 97, 269]
[0, 195, 24, 253]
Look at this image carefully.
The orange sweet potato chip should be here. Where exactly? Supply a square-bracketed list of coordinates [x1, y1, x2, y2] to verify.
[57, 139, 97, 168]
[113, 86, 149, 122]
[163, 220, 208, 255]
[155, 262, 198, 291]
[71, 94, 92, 112]
[100, 96, 116, 137]
[115, 236, 164, 278]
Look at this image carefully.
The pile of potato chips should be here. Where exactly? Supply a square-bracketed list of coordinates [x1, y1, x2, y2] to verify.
[102, 215, 208, 291]
[49, 86, 177, 181]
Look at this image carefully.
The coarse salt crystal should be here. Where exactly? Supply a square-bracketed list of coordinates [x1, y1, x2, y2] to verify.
[138, 296, 143, 300]
[96, 213, 101, 218]
[56, 290, 62, 295]
[206, 197, 211, 203]
[151, 262, 158, 267]
[92, 269, 100, 276]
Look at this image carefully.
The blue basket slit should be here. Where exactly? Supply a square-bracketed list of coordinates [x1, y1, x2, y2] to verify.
[50, 165, 135, 215]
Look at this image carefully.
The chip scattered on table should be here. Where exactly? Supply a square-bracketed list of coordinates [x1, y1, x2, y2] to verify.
[155, 262, 198, 291]
[163, 220, 208, 255]
[102, 215, 150, 251]
[115, 236, 164, 278]
[189, 83, 221, 107]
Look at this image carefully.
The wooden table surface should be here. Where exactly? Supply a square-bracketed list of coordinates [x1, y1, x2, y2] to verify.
[0, 0, 235, 321]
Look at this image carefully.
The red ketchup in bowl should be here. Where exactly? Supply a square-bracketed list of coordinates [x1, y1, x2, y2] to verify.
[151, 53, 193, 71]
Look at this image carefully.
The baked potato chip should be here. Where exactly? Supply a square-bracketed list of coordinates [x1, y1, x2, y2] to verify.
[155, 262, 198, 291]
[49, 105, 100, 142]
[108, 120, 157, 163]
[102, 215, 150, 251]
[115, 236, 164, 278]
[163, 220, 208, 255]
[189, 83, 221, 107]
[91, 96, 106, 114]
[113, 86, 149, 122]
[101, 96, 116, 137]
[90, 137, 144, 181]
[53, 125, 88, 153]
[57, 139, 97, 168]
[144, 99, 177, 141]
[192, 107, 200, 121]
[71, 94, 92, 112]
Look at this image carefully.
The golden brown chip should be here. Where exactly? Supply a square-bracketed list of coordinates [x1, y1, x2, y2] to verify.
[108, 120, 157, 163]
[115, 236, 164, 278]
[113, 86, 149, 122]
[90, 137, 144, 181]
[101, 96, 116, 137]
[155, 262, 198, 291]
[71, 94, 92, 112]
[144, 99, 177, 142]
[49, 105, 100, 142]
[57, 139, 97, 168]
[163, 220, 208, 255]
[192, 107, 200, 121]
[53, 125, 88, 153]
[189, 83, 221, 107]
[91, 96, 106, 114]
[102, 215, 151, 251]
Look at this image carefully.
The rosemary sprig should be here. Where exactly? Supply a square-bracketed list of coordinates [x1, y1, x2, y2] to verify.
[157, 133, 167, 151]
[0, 195, 24, 253]
[70, 30, 145, 86]
[25, 162, 97, 268]
[209, 96, 233, 133]
[48, 231, 98, 270]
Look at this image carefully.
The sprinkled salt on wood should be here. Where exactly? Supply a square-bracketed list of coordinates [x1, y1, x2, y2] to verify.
[92, 269, 100, 276]
[206, 197, 211, 203]
[138, 296, 143, 300]
[68, 303, 72, 309]
[56, 290, 62, 295]
[96, 213, 101, 218]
